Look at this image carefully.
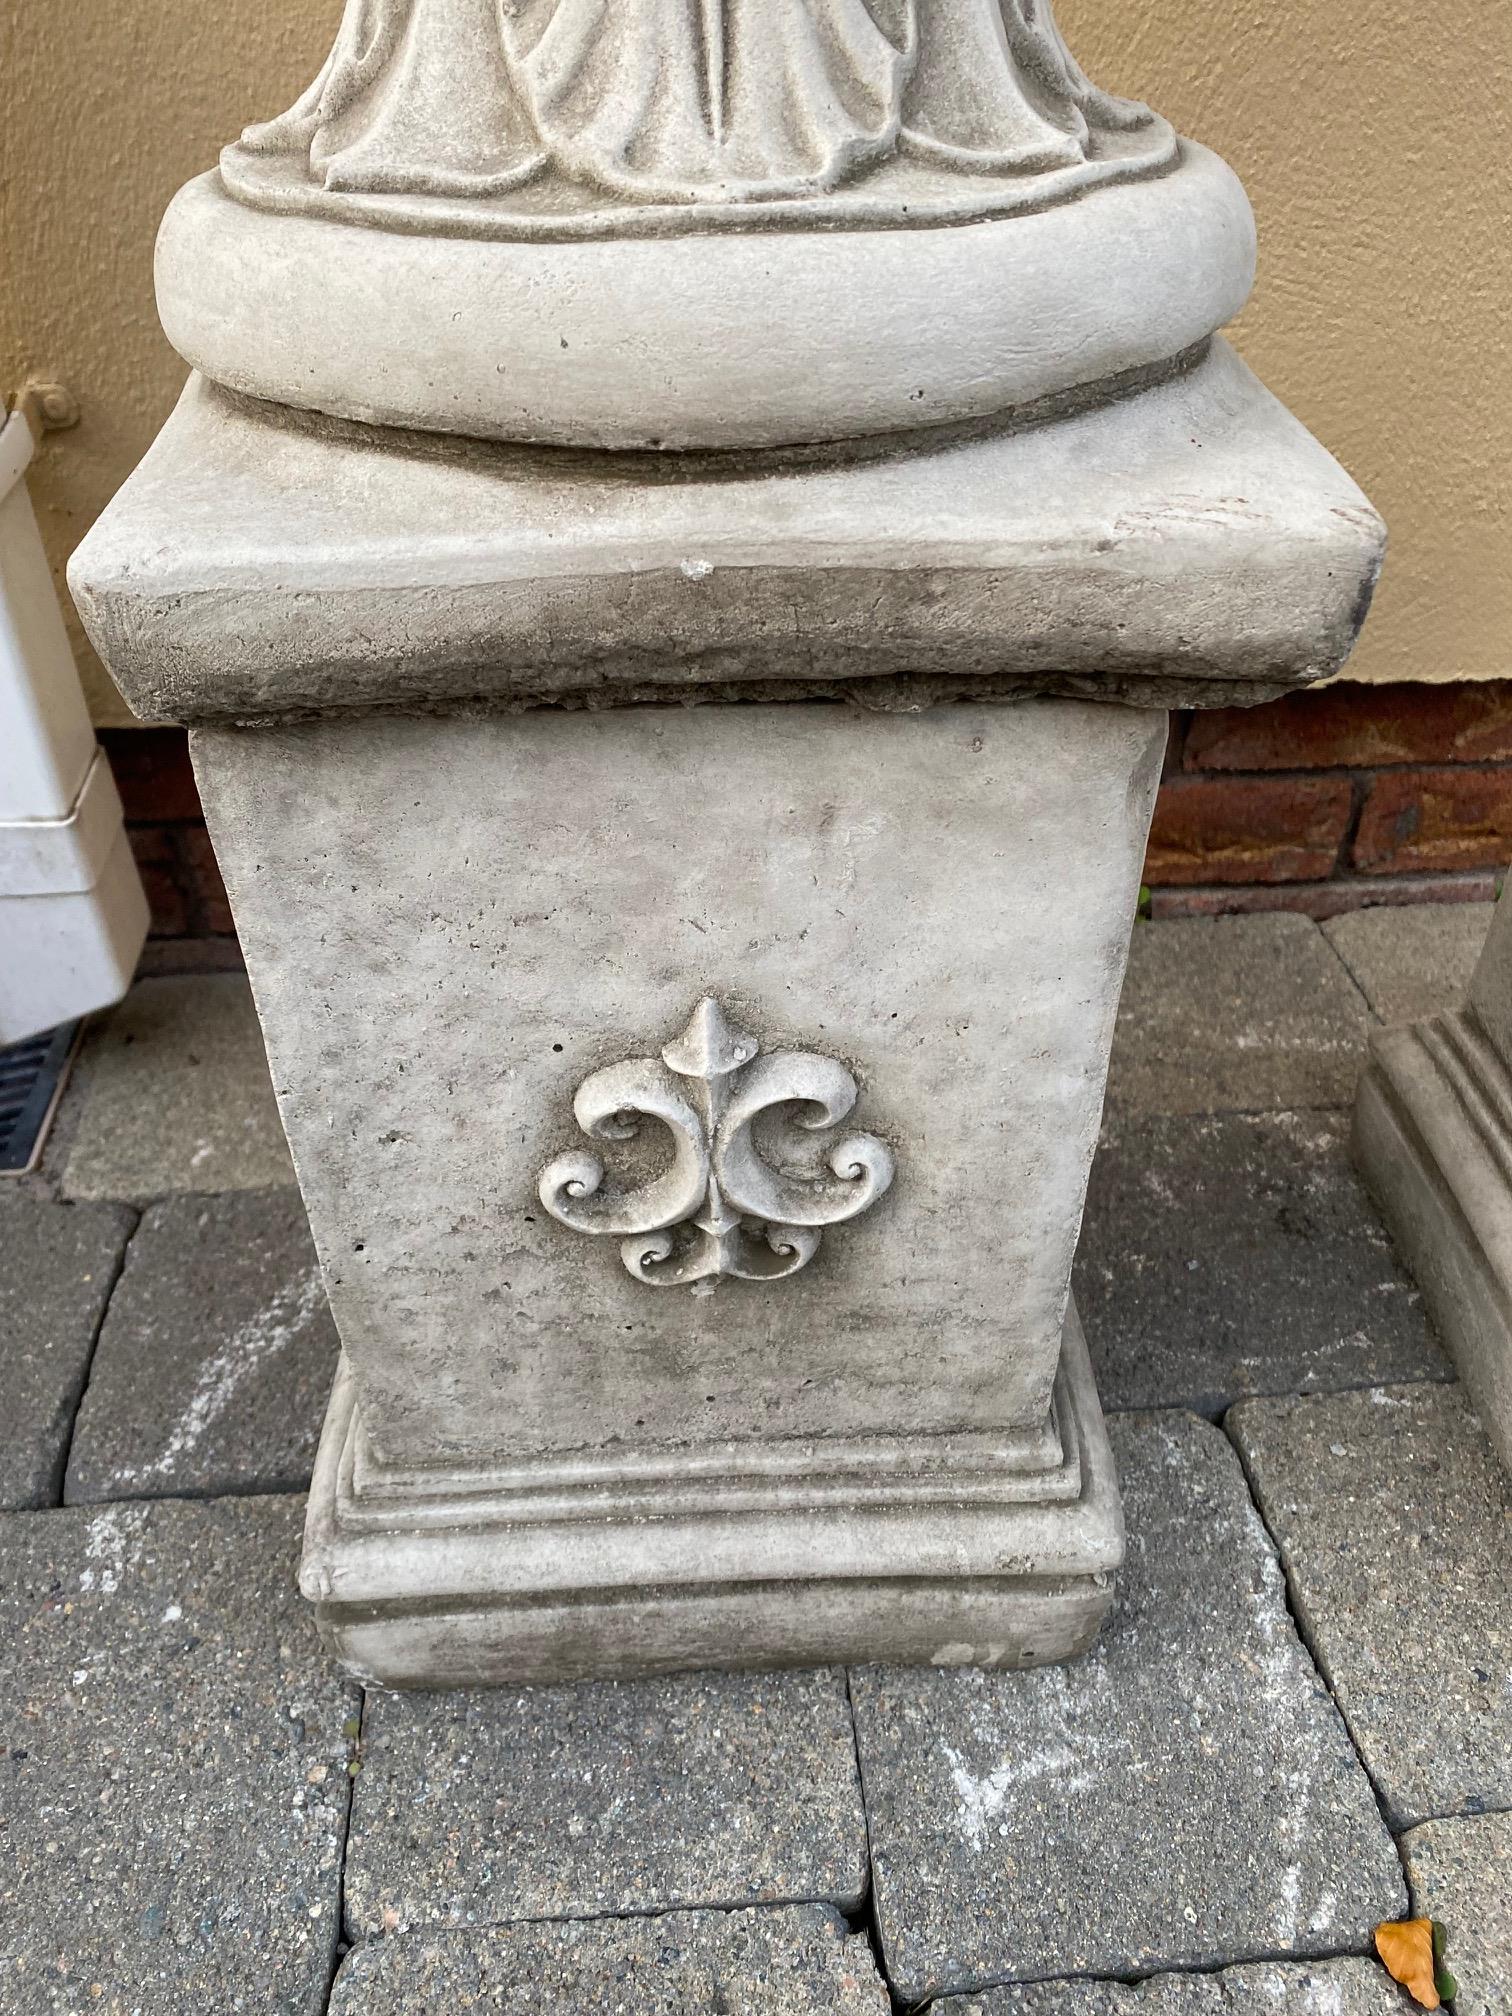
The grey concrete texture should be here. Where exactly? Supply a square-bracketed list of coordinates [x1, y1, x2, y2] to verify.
[71, 344, 1381, 724]
[1325, 902, 1493, 1026]
[1467, 881, 1512, 1062]
[1404, 1810, 1512, 2016]
[343, 1664, 869, 1936]
[193, 700, 1161, 1468]
[0, 1194, 132, 1508]
[62, 974, 293, 1201]
[1352, 886, 1512, 1475]
[936, 1958, 1404, 2012]
[1074, 1109, 1449, 1416]
[64, 1188, 338, 1503]
[329, 1906, 889, 2015]
[1353, 1018, 1512, 1480]
[1106, 916, 1372, 1116]
[851, 1411, 1405, 2005]
[0, 1494, 355, 2016]
[1231, 1383, 1512, 1830]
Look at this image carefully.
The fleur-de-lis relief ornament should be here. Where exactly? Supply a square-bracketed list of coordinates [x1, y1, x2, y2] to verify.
[538, 1000, 895, 1289]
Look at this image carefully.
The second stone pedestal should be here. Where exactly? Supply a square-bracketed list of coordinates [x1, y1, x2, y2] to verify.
[71, 342, 1384, 1684]
[1356, 892, 1512, 1473]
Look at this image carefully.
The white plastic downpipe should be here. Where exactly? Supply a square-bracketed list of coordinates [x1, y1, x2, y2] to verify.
[0, 404, 148, 1043]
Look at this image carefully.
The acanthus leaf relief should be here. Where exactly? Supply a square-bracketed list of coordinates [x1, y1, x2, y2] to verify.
[221, 0, 1173, 239]
[537, 998, 895, 1290]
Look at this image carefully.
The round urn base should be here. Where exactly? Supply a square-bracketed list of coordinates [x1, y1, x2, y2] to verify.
[156, 143, 1254, 452]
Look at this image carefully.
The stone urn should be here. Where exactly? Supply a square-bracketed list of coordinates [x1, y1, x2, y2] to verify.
[70, 0, 1384, 1686]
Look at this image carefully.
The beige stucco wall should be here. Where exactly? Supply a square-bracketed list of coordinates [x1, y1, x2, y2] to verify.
[4, 1, 1509, 725]
[0, 2, 319, 724]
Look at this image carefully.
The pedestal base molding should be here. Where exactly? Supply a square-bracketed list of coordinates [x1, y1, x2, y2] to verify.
[301, 1307, 1121, 1687]
[1355, 1011, 1512, 1472]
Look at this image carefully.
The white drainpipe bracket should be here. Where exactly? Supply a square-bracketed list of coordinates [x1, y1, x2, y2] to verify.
[0, 399, 148, 1046]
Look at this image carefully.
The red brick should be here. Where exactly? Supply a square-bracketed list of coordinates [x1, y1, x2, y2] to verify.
[1355, 768, 1512, 875]
[1150, 871, 1500, 921]
[125, 826, 190, 937]
[137, 939, 247, 978]
[98, 728, 201, 822]
[1144, 775, 1352, 887]
[178, 827, 236, 936]
[1184, 682, 1512, 773]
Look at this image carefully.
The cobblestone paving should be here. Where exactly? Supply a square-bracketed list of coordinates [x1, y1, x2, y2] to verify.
[1, 907, 1505, 2012]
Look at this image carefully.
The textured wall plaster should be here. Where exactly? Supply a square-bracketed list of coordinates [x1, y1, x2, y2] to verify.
[3, 0, 1508, 724]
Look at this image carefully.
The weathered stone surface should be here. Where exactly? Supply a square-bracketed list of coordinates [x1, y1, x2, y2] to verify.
[304, 1311, 1121, 1690]
[62, 974, 293, 1201]
[150, 0, 1252, 457]
[70, 345, 1383, 726]
[1404, 1810, 1512, 2016]
[212, 696, 1147, 1686]
[0, 1194, 133, 1509]
[195, 701, 1158, 1466]
[329, 1906, 888, 2015]
[1324, 902, 1492, 1025]
[1231, 1384, 1512, 1829]
[936, 1959, 1403, 2012]
[65, 1189, 337, 1503]
[851, 1412, 1404, 2004]
[344, 1665, 868, 1935]
[0, 1495, 354, 2015]
[1105, 916, 1372, 1115]
[1354, 888, 1512, 1474]
[1074, 1110, 1448, 1416]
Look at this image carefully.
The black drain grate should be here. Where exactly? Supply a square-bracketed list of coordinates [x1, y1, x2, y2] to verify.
[0, 1020, 81, 1175]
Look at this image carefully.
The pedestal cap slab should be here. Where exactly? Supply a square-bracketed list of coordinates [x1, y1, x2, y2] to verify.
[68, 340, 1383, 726]
[153, 0, 1254, 449]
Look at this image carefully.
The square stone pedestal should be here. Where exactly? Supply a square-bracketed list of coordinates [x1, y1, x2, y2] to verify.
[70, 340, 1384, 1685]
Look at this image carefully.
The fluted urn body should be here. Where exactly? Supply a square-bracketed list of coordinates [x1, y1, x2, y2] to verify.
[155, 0, 1255, 447]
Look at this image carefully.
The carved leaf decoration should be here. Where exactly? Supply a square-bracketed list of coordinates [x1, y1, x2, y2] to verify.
[1374, 1919, 1440, 2009]
[538, 1060, 708, 1236]
[716, 1052, 895, 1227]
[537, 1001, 894, 1288]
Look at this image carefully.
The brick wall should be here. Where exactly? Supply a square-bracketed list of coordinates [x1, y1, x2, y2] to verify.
[1148, 682, 1512, 918]
[104, 683, 1512, 957]
[99, 730, 238, 964]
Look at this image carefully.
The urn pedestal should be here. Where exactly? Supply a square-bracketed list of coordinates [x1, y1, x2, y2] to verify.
[71, 341, 1384, 1684]
[1356, 893, 1512, 1473]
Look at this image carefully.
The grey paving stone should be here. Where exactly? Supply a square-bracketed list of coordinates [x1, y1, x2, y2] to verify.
[329, 1905, 888, 2015]
[0, 1194, 133, 1509]
[0, 1494, 355, 2015]
[1325, 902, 1493, 1026]
[344, 1666, 868, 1937]
[851, 1412, 1405, 2005]
[64, 1189, 337, 1503]
[936, 1957, 1403, 2012]
[1404, 1809, 1512, 2016]
[1106, 916, 1371, 1116]
[1074, 1109, 1450, 1417]
[1231, 1384, 1512, 1830]
[62, 974, 293, 1201]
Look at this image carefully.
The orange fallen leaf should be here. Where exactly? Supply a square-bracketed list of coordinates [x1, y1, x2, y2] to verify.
[1375, 1918, 1440, 2009]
